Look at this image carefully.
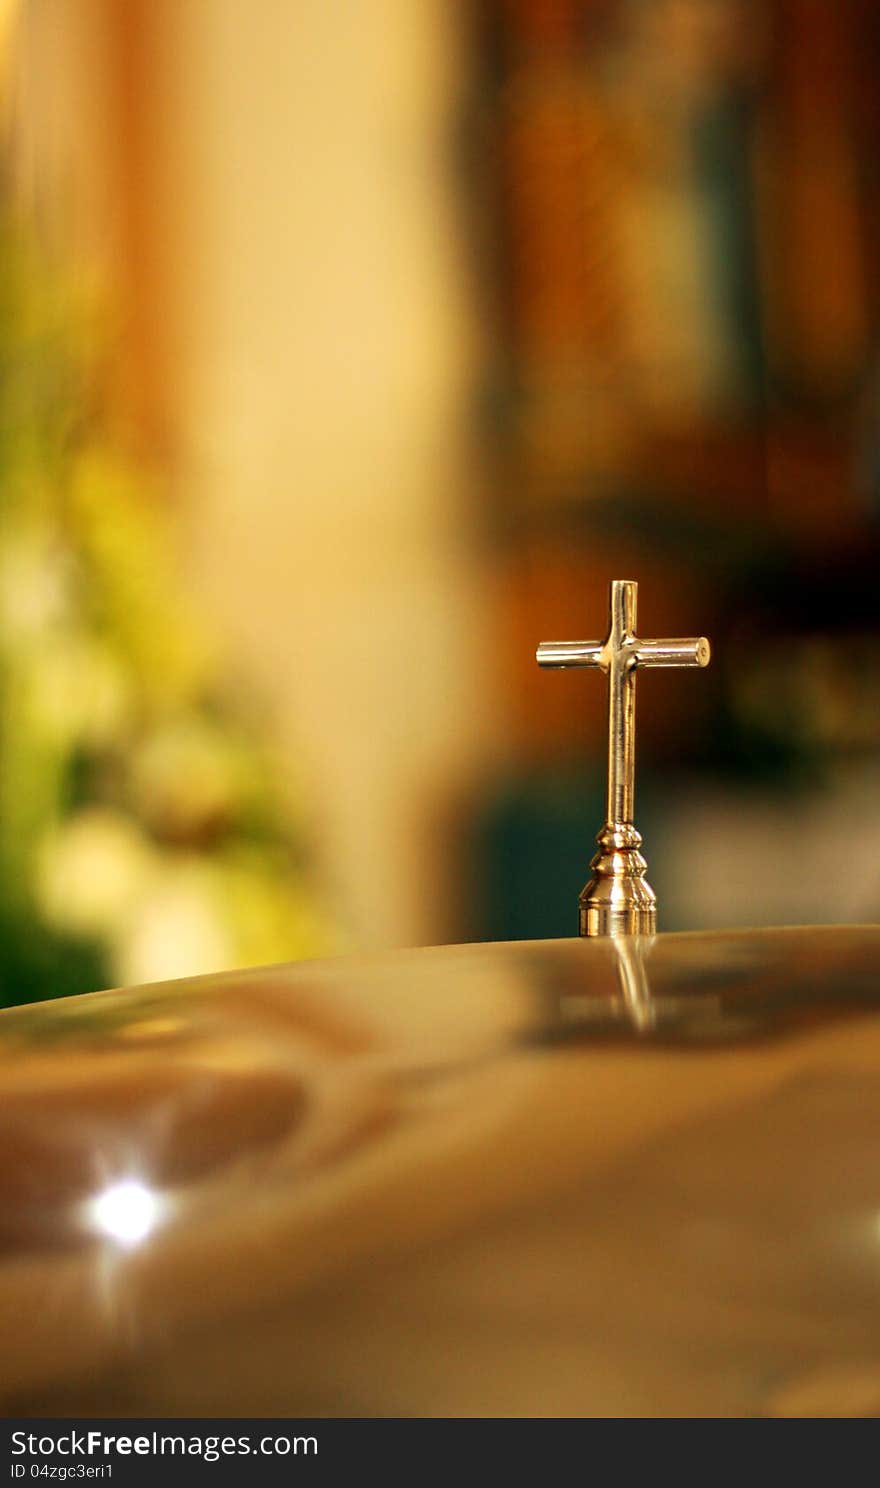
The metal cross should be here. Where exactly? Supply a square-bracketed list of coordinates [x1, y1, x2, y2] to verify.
[537, 578, 710, 937]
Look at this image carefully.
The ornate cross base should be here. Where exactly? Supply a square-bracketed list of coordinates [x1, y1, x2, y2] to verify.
[579, 822, 657, 938]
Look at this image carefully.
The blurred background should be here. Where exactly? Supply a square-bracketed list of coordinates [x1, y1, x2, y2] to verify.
[2, 0, 880, 1008]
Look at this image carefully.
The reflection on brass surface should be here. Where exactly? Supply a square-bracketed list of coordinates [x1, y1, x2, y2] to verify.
[2, 926, 880, 1416]
[537, 579, 710, 937]
[549, 935, 659, 1035]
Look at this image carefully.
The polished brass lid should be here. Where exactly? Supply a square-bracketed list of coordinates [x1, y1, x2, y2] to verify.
[3, 925, 880, 1416]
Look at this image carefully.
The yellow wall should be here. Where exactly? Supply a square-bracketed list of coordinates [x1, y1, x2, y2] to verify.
[14, 0, 503, 951]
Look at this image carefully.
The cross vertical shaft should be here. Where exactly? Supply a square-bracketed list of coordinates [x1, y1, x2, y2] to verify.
[606, 578, 637, 828]
[536, 578, 710, 937]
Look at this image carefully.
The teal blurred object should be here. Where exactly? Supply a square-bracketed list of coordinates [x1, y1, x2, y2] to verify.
[470, 769, 605, 942]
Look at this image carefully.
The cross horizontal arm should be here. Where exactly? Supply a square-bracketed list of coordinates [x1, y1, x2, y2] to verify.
[634, 637, 710, 669]
[536, 640, 604, 669]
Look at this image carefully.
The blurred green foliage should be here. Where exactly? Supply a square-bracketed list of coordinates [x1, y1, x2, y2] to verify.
[0, 214, 332, 1008]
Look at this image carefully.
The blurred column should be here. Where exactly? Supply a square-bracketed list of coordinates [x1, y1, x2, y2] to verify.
[146, 0, 497, 950]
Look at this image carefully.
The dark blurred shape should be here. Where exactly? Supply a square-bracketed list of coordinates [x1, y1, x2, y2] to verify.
[464, 0, 880, 936]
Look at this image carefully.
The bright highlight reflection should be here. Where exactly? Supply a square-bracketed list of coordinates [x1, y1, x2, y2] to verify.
[85, 1179, 163, 1247]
